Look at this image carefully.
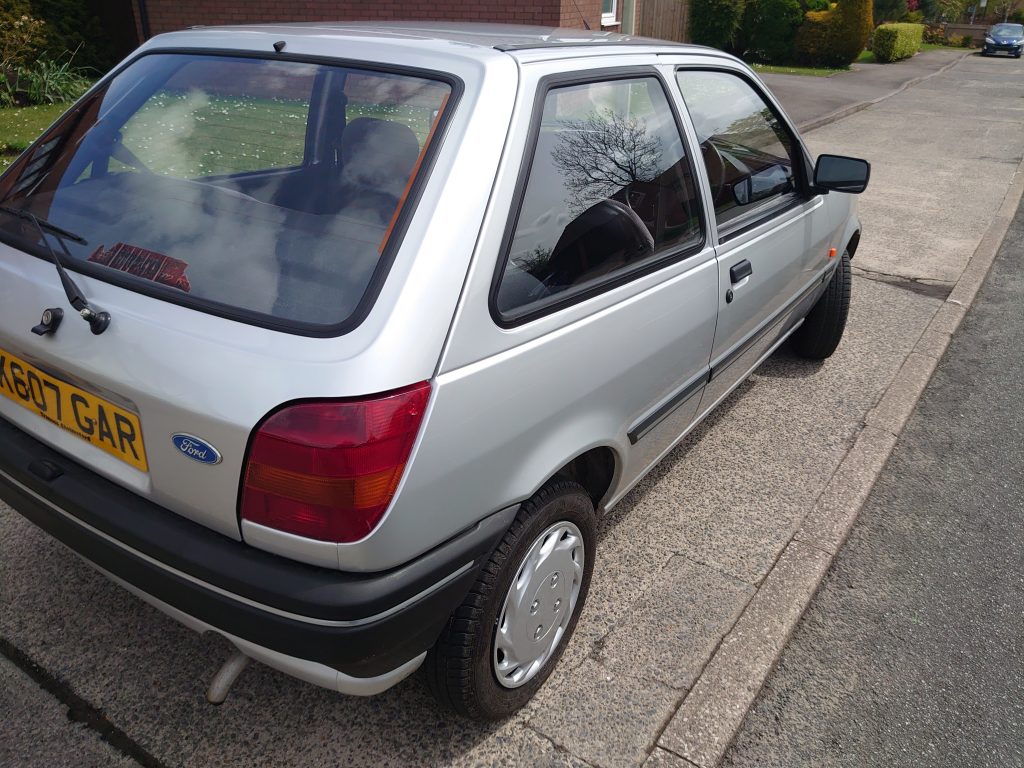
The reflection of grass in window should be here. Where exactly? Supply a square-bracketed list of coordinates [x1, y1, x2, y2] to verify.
[120, 92, 435, 179]
[347, 103, 435, 145]
[121, 91, 310, 177]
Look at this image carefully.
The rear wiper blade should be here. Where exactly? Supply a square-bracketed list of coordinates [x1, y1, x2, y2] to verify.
[0, 204, 86, 245]
[0, 205, 110, 335]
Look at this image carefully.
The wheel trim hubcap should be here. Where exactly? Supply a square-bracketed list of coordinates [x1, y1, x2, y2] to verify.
[493, 520, 585, 689]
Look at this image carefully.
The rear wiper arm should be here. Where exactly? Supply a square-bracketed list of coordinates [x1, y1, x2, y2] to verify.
[0, 205, 110, 335]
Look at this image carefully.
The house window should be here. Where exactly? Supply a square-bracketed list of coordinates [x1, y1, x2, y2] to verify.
[602, 0, 617, 25]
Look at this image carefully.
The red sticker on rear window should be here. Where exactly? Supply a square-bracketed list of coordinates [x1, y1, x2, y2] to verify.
[88, 243, 191, 292]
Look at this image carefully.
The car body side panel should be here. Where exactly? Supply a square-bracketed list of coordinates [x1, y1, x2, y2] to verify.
[378, 56, 719, 571]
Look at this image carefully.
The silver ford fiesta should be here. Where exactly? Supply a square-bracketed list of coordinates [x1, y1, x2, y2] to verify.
[0, 22, 868, 720]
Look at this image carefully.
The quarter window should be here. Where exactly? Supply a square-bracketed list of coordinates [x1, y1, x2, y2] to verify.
[675, 70, 798, 229]
[496, 76, 704, 318]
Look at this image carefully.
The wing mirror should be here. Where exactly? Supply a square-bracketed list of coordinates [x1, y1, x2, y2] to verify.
[813, 154, 870, 194]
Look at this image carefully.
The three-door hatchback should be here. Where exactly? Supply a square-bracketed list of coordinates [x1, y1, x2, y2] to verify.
[0, 23, 868, 720]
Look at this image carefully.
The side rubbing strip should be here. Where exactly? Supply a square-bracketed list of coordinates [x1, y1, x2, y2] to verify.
[628, 370, 711, 445]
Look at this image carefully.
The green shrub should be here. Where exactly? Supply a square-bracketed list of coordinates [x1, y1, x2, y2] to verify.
[804, 0, 831, 9]
[689, 0, 747, 51]
[872, 22, 924, 61]
[17, 52, 90, 104]
[959, 33, 974, 47]
[795, 0, 873, 67]
[739, 0, 804, 62]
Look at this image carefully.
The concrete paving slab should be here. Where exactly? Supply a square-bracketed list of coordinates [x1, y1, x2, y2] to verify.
[864, 352, 939, 435]
[657, 543, 833, 768]
[0, 656, 135, 768]
[526, 659, 681, 767]
[594, 556, 754, 690]
[794, 426, 898, 555]
[912, 328, 952, 360]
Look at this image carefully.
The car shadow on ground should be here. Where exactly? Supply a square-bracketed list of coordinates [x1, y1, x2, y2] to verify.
[754, 344, 826, 379]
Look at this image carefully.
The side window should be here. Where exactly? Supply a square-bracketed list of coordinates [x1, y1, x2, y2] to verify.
[496, 76, 704, 318]
[675, 70, 797, 230]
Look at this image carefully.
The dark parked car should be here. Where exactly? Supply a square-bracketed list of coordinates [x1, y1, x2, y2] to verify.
[982, 23, 1023, 57]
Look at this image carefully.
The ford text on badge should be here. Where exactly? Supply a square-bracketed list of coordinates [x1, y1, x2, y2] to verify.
[171, 434, 222, 465]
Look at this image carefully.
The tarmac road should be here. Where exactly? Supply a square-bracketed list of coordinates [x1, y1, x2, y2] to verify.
[1, 51, 1023, 768]
[723, 169, 1024, 768]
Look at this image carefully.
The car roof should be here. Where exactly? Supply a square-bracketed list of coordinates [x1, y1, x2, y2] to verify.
[164, 21, 719, 62]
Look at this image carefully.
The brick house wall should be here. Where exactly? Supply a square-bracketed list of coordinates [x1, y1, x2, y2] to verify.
[130, 0, 613, 43]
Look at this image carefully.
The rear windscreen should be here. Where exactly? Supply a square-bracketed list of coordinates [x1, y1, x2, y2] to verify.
[0, 53, 453, 331]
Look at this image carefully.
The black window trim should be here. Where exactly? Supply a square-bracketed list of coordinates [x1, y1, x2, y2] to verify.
[489, 66, 709, 329]
[672, 64, 814, 245]
[0, 47, 465, 339]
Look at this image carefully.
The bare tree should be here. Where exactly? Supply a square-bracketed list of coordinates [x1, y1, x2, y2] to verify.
[550, 108, 663, 214]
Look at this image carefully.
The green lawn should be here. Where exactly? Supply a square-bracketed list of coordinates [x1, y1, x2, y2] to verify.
[0, 102, 71, 170]
[750, 62, 846, 77]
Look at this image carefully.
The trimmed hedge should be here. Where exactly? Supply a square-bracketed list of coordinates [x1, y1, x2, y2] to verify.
[872, 23, 924, 62]
[795, 0, 874, 67]
[689, 0, 746, 52]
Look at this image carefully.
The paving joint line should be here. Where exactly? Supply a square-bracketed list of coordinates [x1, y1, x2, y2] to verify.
[648, 84, 1024, 768]
[0, 635, 166, 768]
[657, 743, 704, 768]
[524, 722, 601, 767]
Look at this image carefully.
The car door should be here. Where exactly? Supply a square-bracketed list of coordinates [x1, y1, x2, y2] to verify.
[432, 64, 719, 512]
[673, 67, 832, 414]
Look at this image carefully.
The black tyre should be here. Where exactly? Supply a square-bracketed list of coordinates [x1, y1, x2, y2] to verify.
[423, 480, 596, 720]
[791, 249, 852, 360]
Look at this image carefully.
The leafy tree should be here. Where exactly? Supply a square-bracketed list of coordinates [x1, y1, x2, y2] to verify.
[689, 0, 747, 52]
[935, 0, 968, 18]
[739, 0, 805, 62]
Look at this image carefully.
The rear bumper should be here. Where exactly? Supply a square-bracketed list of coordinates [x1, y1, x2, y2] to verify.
[0, 416, 514, 682]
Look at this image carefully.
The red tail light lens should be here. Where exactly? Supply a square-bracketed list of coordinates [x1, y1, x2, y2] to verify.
[240, 382, 431, 543]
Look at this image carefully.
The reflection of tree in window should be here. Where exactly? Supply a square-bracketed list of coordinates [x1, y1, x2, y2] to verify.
[550, 108, 663, 214]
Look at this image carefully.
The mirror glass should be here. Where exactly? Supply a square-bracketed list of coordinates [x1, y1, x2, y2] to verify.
[814, 154, 870, 194]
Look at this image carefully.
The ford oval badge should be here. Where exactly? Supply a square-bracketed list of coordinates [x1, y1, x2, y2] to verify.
[171, 433, 222, 465]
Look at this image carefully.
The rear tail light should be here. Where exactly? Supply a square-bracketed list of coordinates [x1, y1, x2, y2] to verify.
[240, 382, 431, 543]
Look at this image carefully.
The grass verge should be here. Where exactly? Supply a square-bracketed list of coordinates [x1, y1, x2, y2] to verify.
[0, 103, 70, 170]
[750, 63, 846, 77]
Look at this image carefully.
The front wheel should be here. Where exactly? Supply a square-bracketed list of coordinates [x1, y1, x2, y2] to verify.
[791, 249, 852, 360]
[423, 480, 596, 720]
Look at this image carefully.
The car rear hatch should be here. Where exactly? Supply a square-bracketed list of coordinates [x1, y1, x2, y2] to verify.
[0, 48, 461, 545]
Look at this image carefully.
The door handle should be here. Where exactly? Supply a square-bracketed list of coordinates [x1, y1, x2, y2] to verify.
[730, 259, 753, 284]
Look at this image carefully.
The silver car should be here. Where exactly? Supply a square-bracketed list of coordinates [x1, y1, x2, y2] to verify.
[0, 23, 868, 720]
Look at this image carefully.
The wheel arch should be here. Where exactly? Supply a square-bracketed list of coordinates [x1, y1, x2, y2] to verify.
[551, 445, 620, 511]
